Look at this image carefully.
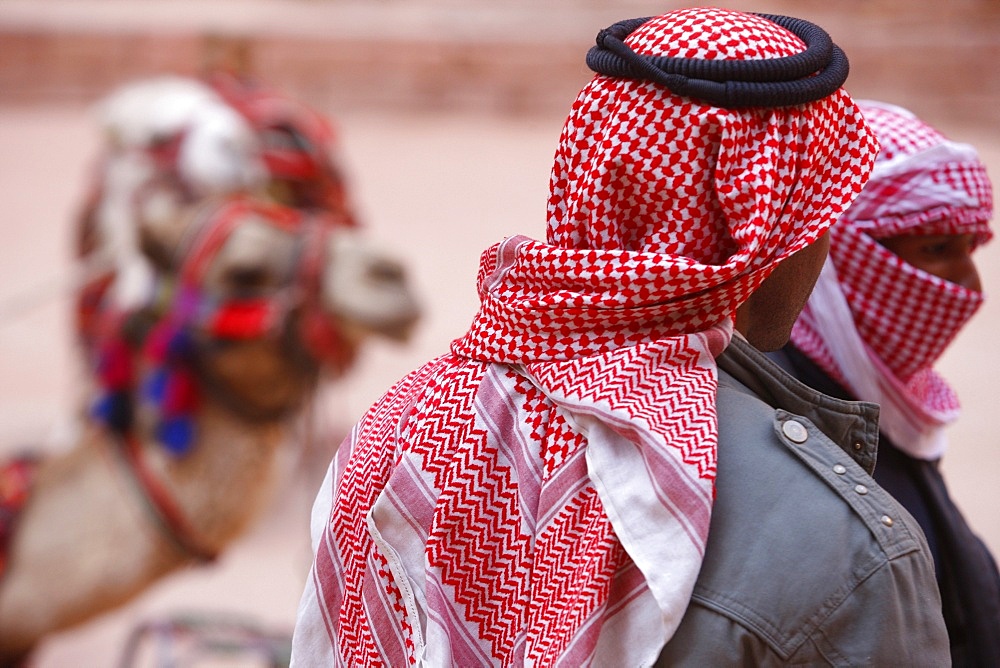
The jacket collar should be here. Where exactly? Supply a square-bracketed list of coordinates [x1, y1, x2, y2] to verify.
[718, 335, 881, 475]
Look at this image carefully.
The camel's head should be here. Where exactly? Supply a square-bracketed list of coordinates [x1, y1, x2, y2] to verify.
[136, 196, 420, 428]
[78, 74, 358, 325]
[80, 76, 419, 449]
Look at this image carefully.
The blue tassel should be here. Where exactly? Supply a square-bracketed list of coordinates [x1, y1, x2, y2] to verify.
[167, 329, 194, 359]
[91, 394, 113, 422]
[157, 416, 196, 457]
[142, 367, 169, 405]
[92, 391, 132, 432]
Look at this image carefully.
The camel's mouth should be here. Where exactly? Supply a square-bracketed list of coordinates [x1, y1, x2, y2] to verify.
[373, 313, 421, 343]
[339, 308, 422, 345]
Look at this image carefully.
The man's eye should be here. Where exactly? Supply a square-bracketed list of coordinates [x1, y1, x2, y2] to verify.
[921, 242, 950, 256]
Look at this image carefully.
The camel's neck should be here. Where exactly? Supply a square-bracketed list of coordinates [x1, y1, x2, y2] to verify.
[0, 393, 301, 656]
[132, 397, 295, 555]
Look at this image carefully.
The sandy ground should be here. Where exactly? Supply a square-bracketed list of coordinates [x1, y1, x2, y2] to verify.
[2, 103, 999, 665]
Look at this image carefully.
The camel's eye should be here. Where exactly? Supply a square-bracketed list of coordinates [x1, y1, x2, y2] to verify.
[225, 265, 271, 292]
[366, 260, 405, 286]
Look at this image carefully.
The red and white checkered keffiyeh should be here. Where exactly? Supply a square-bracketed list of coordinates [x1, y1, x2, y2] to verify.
[792, 100, 993, 460]
[292, 8, 876, 666]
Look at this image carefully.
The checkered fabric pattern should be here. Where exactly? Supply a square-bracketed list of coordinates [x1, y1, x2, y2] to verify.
[792, 100, 993, 459]
[831, 225, 984, 381]
[292, 8, 876, 666]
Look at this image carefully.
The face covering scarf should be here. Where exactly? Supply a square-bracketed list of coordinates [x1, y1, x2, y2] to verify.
[792, 100, 993, 460]
[292, 8, 875, 667]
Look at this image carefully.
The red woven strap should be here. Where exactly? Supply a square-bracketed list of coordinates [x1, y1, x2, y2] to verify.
[0, 456, 38, 581]
[114, 432, 218, 563]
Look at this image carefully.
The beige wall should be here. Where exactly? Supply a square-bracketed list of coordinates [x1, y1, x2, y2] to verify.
[2, 1, 1000, 129]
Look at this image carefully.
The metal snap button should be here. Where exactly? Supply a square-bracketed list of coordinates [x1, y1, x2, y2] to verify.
[832, 464, 847, 475]
[881, 515, 894, 527]
[781, 419, 809, 444]
[854, 484, 869, 495]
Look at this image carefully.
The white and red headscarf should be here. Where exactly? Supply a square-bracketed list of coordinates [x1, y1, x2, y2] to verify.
[792, 100, 993, 460]
[292, 8, 875, 666]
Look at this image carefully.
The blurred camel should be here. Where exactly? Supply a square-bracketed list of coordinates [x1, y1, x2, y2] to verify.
[0, 76, 420, 663]
[74, 73, 359, 352]
[0, 194, 419, 663]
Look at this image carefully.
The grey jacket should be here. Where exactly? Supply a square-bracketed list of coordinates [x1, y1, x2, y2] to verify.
[656, 337, 950, 666]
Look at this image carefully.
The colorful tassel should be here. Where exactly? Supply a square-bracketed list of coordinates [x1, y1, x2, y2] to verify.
[157, 416, 196, 457]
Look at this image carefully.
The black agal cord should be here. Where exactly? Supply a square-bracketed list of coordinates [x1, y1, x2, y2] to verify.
[586, 14, 849, 108]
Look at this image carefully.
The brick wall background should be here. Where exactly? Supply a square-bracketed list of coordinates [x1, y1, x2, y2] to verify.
[2, 0, 1000, 130]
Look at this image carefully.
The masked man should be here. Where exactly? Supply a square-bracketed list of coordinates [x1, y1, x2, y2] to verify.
[774, 100, 1000, 666]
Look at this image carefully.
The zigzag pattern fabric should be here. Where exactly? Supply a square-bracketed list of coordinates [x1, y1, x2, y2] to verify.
[791, 100, 993, 459]
[293, 7, 875, 666]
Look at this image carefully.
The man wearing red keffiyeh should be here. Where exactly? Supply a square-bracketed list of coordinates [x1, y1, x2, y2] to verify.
[291, 9, 949, 666]
[774, 100, 1000, 666]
